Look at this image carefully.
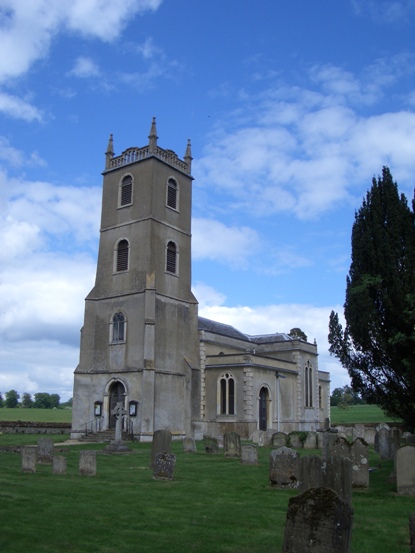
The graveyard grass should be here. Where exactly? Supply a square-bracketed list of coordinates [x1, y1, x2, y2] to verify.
[0, 436, 413, 553]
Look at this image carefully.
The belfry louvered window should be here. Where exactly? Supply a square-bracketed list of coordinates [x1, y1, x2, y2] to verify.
[120, 175, 132, 206]
[112, 312, 125, 342]
[117, 239, 129, 272]
[166, 241, 177, 273]
[167, 178, 177, 209]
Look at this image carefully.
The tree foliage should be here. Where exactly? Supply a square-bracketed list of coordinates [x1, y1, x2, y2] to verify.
[288, 327, 308, 341]
[328, 167, 415, 427]
[5, 389, 20, 408]
[21, 392, 33, 408]
[33, 393, 60, 409]
[330, 385, 365, 407]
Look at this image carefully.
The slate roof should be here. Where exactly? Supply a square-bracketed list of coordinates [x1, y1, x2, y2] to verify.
[198, 316, 292, 344]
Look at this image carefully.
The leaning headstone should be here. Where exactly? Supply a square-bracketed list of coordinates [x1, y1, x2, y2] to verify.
[282, 487, 353, 553]
[183, 437, 197, 453]
[396, 444, 415, 495]
[364, 426, 376, 446]
[303, 432, 317, 449]
[350, 438, 369, 489]
[223, 432, 241, 458]
[22, 447, 37, 473]
[269, 447, 300, 489]
[37, 437, 54, 464]
[241, 444, 258, 465]
[203, 436, 219, 454]
[153, 451, 176, 481]
[272, 432, 287, 448]
[410, 513, 415, 553]
[79, 450, 97, 476]
[150, 429, 172, 468]
[53, 455, 67, 475]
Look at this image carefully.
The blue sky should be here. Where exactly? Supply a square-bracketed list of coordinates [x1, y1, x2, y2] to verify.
[1, 0, 415, 402]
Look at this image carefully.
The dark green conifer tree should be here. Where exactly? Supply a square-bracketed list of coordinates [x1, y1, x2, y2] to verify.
[328, 167, 415, 427]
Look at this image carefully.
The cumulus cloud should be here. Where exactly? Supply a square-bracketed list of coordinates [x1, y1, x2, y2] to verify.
[68, 56, 101, 78]
[0, 91, 43, 121]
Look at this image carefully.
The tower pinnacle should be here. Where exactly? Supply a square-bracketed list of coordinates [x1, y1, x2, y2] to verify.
[148, 117, 158, 153]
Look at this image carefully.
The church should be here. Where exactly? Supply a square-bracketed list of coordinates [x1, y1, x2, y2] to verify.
[70, 119, 330, 441]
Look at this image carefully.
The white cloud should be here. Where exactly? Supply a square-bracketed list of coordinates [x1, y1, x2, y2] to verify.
[0, 0, 163, 84]
[68, 56, 101, 78]
[0, 91, 43, 121]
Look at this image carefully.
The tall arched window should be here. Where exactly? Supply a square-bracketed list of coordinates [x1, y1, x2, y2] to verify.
[218, 373, 235, 415]
[116, 239, 129, 272]
[120, 175, 132, 206]
[166, 241, 177, 274]
[166, 178, 178, 209]
[305, 360, 313, 407]
[111, 312, 126, 342]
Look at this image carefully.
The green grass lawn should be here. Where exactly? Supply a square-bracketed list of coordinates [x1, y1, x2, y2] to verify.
[0, 437, 413, 553]
[0, 408, 72, 423]
[330, 403, 401, 425]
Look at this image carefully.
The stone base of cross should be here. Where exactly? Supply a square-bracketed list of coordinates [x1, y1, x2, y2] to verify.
[111, 401, 128, 443]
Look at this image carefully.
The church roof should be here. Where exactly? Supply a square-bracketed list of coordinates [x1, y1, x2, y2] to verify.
[198, 316, 292, 344]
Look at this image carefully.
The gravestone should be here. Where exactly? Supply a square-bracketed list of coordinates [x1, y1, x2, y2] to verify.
[410, 513, 415, 553]
[352, 424, 365, 441]
[223, 432, 241, 458]
[269, 447, 300, 489]
[322, 429, 339, 459]
[53, 455, 67, 475]
[153, 451, 176, 481]
[251, 429, 273, 446]
[299, 455, 324, 492]
[241, 444, 258, 465]
[377, 427, 392, 460]
[272, 432, 287, 448]
[406, 434, 415, 445]
[303, 432, 317, 449]
[363, 426, 376, 446]
[325, 456, 352, 505]
[282, 487, 353, 553]
[79, 450, 97, 476]
[150, 429, 172, 468]
[289, 433, 302, 449]
[203, 436, 219, 454]
[331, 436, 352, 459]
[396, 444, 415, 495]
[37, 437, 54, 464]
[183, 437, 197, 453]
[350, 438, 369, 489]
[22, 446, 37, 473]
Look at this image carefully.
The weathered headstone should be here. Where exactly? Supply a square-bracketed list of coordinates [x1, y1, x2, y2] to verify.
[299, 455, 324, 492]
[53, 455, 67, 475]
[272, 432, 287, 448]
[153, 451, 176, 481]
[183, 437, 196, 453]
[331, 436, 352, 459]
[289, 433, 302, 449]
[79, 450, 97, 476]
[203, 435, 219, 454]
[251, 429, 273, 446]
[396, 444, 415, 495]
[241, 444, 258, 465]
[223, 432, 241, 458]
[281, 487, 353, 553]
[269, 447, 300, 489]
[410, 513, 415, 553]
[352, 424, 365, 441]
[150, 429, 172, 468]
[37, 437, 54, 464]
[22, 446, 37, 473]
[377, 427, 392, 460]
[325, 456, 353, 505]
[350, 438, 369, 489]
[322, 429, 339, 459]
[363, 426, 376, 446]
[303, 432, 317, 450]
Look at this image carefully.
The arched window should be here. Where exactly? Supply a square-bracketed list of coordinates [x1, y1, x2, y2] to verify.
[120, 175, 132, 206]
[111, 312, 126, 342]
[166, 241, 177, 274]
[259, 386, 269, 430]
[305, 360, 313, 407]
[116, 239, 129, 272]
[218, 373, 235, 415]
[166, 178, 178, 209]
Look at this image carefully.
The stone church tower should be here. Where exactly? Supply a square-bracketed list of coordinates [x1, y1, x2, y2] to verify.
[71, 118, 200, 441]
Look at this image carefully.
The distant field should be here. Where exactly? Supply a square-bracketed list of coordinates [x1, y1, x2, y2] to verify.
[330, 403, 401, 425]
[0, 408, 72, 423]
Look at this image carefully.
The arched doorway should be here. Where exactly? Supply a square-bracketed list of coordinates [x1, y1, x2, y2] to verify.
[108, 381, 125, 429]
[259, 387, 269, 431]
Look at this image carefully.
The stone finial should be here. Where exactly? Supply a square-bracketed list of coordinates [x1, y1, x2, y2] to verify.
[184, 138, 192, 174]
[148, 117, 158, 153]
[105, 133, 114, 169]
